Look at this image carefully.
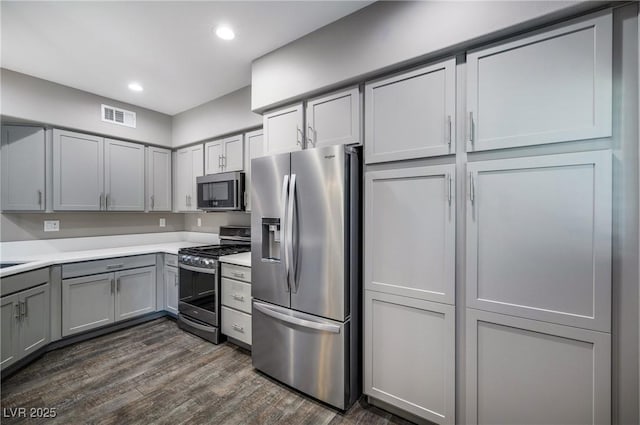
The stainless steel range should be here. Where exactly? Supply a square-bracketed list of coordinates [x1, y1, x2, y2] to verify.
[177, 225, 250, 343]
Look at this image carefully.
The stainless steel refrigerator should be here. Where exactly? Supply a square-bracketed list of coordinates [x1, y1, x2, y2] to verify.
[251, 144, 361, 410]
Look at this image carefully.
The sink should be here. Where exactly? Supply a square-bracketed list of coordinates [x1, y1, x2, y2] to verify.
[0, 262, 24, 269]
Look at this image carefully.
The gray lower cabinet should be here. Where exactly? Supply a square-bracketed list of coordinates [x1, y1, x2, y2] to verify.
[1, 125, 46, 211]
[62, 265, 156, 337]
[466, 308, 611, 425]
[364, 290, 455, 425]
[164, 264, 178, 315]
[220, 263, 252, 346]
[1, 283, 51, 371]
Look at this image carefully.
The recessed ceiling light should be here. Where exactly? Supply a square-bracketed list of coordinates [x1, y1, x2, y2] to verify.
[128, 82, 143, 92]
[215, 25, 235, 41]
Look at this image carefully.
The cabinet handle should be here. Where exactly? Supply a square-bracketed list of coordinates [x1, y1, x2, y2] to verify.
[232, 323, 244, 333]
[232, 272, 245, 279]
[111, 279, 115, 294]
[37, 190, 42, 206]
[116, 278, 120, 292]
[218, 155, 222, 168]
[296, 126, 303, 147]
[469, 173, 475, 203]
[447, 115, 452, 146]
[222, 155, 226, 169]
[447, 174, 453, 205]
[100, 193, 104, 209]
[307, 125, 315, 147]
[106, 194, 110, 210]
[14, 303, 20, 320]
[106, 264, 124, 270]
[468, 111, 475, 146]
[151, 195, 155, 210]
[232, 294, 245, 301]
[23, 301, 27, 318]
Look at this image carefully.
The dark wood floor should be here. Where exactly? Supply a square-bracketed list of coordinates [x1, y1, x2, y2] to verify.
[1, 318, 413, 425]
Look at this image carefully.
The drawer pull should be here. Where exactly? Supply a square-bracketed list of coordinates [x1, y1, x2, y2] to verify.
[232, 323, 244, 333]
[232, 294, 245, 302]
[232, 272, 245, 279]
[106, 264, 124, 270]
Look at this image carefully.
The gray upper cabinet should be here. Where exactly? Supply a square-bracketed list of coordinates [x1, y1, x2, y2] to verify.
[466, 11, 612, 151]
[263, 103, 304, 155]
[244, 129, 264, 212]
[365, 58, 456, 164]
[305, 86, 360, 148]
[53, 129, 104, 211]
[175, 144, 203, 211]
[114, 266, 156, 321]
[365, 165, 456, 304]
[146, 146, 172, 211]
[466, 150, 612, 332]
[364, 290, 455, 424]
[205, 134, 244, 174]
[1, 125, 46, 211]
[104, 138, 145, 211]
[466, 309, 610, 425]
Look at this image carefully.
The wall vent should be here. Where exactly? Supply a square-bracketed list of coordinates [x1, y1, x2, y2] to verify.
[101, 104, 136, 128]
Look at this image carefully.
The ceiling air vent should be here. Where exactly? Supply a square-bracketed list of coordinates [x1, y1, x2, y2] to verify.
[101, 104, 136, 128]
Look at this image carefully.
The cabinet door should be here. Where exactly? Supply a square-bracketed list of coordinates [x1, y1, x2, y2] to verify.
[223, 134, 244, 172]
[104, 138, 145, 211]
[62, 273, 115, 336]
[146, 146, 172, 211]
[466, 12, 612, 151]
[365, 58, 455, 164]
[364, 290, 455, 424]
[205, 140, 224, 175]
[0, 294, 19, 370]
[466, 309, 610, 425]
[263, 103, 303, 155]
[1, 126, 45, 211]
[306, 86, 360, 148]
[365, 165, 455, 304]
[115, 266, 156, 321]
[164, 265, 178, 315]
[244, 129, 263, 211]
[19, 284, 50, 358]
[53, 129, 104, 211]
[467, 150, 612, 331]
[175, 147, 192, 211]
[191, 145, 204, 211]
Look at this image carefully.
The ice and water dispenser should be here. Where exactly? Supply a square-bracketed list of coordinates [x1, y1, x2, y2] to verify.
[261, 218, 281, 261]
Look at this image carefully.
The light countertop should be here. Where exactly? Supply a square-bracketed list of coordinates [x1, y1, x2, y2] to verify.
[218, 252, 251, 267]
[0, 232, 218, 278]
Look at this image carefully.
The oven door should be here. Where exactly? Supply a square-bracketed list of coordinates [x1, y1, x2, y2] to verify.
[178, 264, 218, 326]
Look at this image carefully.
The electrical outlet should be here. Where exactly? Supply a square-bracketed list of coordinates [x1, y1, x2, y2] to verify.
[44, 220, 59, 232]
[197, 218, 202, 227]
[159, 218, 166, 228]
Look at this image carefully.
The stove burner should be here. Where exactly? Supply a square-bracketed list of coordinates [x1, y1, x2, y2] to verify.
[178, 244, 250, 269]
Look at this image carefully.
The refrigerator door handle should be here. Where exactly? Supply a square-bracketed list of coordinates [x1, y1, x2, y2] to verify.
[287, 173, 297, 293]
[253, 302, 341, 334]
[281, 174, 290, 292]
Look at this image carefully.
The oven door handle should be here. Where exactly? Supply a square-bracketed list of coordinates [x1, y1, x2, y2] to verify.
[178, 314, 216, 333]
[179, 264, 217, 275]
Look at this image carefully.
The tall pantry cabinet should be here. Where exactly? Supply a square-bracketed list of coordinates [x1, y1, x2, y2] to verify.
[362, 9, 613, 425]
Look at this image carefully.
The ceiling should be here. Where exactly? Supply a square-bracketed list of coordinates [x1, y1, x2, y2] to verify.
[1, 1, 372, 116]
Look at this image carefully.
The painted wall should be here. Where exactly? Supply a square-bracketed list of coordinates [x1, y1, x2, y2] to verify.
[251, 1, 601, 112]
[0, 212, 184, 242]
[0, 69, 172, 146]
[171, 85, 262, 148]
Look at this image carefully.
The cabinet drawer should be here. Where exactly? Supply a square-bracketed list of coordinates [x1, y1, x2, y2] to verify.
[221, 278, 251, 313]
[62, 254, 156, 279]
[222, 306, 251, 345]
[164, 254, 178, 268]
[221, 263, 251, 283]
[0, 267, 49, 297]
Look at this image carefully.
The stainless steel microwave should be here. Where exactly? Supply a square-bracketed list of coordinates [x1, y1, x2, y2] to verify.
[196, 172, 245, 211]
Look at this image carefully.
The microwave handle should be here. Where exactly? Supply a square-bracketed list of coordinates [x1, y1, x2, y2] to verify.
[234, 179, 239, 209]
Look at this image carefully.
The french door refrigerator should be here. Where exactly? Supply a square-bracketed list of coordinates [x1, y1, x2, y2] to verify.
[251, 144, 361, 410]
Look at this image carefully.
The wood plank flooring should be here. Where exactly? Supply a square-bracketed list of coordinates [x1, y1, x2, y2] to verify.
[1, 318, 413, 425]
